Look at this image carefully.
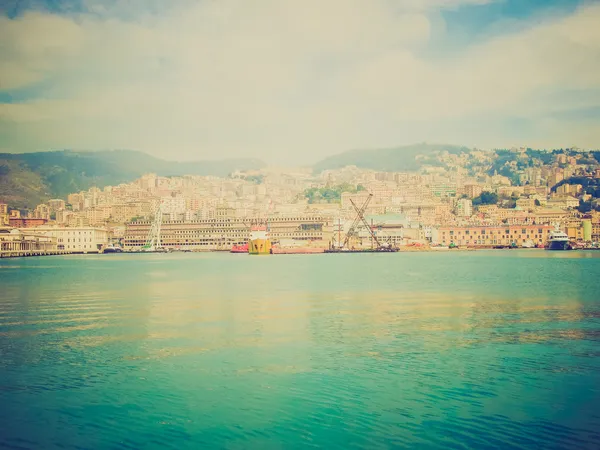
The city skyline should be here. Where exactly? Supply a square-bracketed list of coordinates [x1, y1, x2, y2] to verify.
[1, 0, 600, 164]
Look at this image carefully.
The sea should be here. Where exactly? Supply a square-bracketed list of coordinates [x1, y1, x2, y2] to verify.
[1, 251, 599, 449]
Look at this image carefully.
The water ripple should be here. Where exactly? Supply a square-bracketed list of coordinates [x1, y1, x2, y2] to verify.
[1, 253, 600, 449]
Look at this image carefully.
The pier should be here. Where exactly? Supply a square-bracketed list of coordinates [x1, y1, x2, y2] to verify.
[0, 249, 71, 258]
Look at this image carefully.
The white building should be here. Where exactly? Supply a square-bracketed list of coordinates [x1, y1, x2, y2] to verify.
[31, 227, 110, 253]
[455, 198, 473, 217]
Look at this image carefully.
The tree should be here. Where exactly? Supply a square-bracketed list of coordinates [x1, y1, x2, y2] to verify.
[472, 191, 499, 206]
[578, 201, 592, 213]
[534, 199, 541, 206]
[303, 183, 366, 204]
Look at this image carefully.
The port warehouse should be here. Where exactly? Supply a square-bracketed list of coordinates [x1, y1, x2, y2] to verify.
[434, 225, 554, 247]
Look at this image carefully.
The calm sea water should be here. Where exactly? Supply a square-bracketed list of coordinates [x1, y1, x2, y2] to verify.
[1, 251, 600, 449]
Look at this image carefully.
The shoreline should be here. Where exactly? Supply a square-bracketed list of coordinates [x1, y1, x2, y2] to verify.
[3, 247, 600, 259]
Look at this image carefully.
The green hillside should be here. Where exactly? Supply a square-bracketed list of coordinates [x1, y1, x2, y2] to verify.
[313, 143, 470, 173]
[0, 150, 265, 209]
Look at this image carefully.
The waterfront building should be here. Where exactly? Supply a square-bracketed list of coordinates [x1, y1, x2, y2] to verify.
[123, 215, 332, 251]
[434, 225, 554, 247]
[565, 220, 586, 242]
[1, 228, 57, 255]
[32, 227, 110, 253]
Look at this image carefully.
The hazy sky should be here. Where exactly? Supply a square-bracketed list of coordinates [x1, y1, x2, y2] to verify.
[1, 0, 599, 164]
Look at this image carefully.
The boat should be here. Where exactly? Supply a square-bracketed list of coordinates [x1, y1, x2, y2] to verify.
[546, 227, 572, 251]
[324, 246, 398, 253]
[271, 246, 325, 254]
[248, 225, 272, 255]
[102, 244, 123, 254]
[231, 243, 249, 254]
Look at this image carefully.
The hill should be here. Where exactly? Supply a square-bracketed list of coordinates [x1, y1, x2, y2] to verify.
[313, 143, 470, 173]
[0, 150, 265, 209]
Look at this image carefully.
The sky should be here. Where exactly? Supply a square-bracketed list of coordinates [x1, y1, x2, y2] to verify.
[0, 0, 599, 164]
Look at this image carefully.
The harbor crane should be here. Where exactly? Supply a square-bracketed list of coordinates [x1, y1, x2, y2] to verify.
[328, 193, 398, 252]
[341, 194, 373, 249]
[349, 197, 383, 249]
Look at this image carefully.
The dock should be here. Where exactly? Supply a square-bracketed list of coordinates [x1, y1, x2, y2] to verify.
[0, 250, 72, 258]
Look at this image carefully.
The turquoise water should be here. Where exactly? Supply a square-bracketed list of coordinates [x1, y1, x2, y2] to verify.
[1, 251, 599, 449]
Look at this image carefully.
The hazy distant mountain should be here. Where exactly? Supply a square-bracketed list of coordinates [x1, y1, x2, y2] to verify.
[0, 150, 266, 209]
[313, 143, 470, 173]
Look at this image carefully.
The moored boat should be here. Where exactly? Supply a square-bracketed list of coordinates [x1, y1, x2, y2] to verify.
[102, 244, 123, 253]
[271, 246, 325, 254]
[546, 227, 572, 250]
[231, 243, 249, 253]
[249, 225, 271, 255]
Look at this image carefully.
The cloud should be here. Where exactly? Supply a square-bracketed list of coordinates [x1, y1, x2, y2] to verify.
[1, 0, 599, 163]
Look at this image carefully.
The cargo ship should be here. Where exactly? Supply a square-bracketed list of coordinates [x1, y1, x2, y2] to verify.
[248, 225, 272, 255]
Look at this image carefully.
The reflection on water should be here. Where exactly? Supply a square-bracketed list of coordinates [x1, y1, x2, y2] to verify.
[1, 252, 600, 449]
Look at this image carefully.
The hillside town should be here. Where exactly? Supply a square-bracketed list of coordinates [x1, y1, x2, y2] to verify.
[2, 147, 600, 255]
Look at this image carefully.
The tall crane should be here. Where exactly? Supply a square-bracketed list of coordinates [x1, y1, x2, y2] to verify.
[350, 197, 382, 248]
[341, 194, 373, 249]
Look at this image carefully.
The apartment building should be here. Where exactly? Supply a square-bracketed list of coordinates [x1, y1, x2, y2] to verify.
[0, 203, 8, 226]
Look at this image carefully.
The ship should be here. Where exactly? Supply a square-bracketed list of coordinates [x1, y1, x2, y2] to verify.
[324, 247, 398, 253]
[271, 246, 325, 254]
[248, 225, 272, 255]
[231, 243, 249, 253]
[546, 227, 572, 250]
[102, 244, 123, 254]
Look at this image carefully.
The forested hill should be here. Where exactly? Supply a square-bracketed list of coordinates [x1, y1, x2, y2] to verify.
[313, 143, 469, 173]
[0, 150, 265, 209]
